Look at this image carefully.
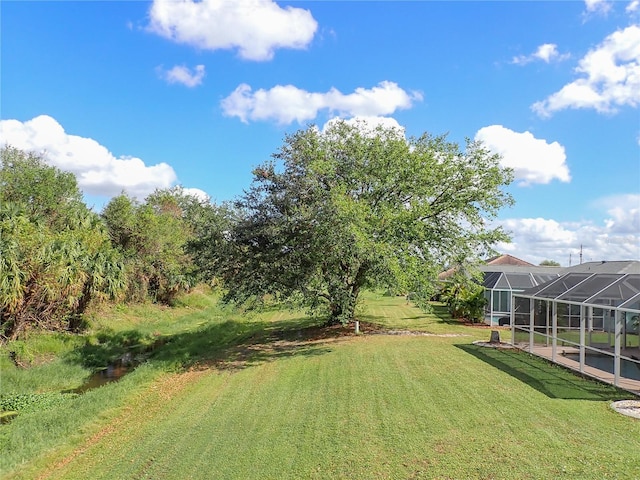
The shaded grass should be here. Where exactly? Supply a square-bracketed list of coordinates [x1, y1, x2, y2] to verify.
[457, 344, 631, 401]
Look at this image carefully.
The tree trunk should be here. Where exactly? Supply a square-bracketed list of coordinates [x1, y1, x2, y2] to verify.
[326, 287, 359, 326]
[74, 280, 93, 317]
[326, 299, 347, 325]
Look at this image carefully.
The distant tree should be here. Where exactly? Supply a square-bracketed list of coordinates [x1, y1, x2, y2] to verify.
[0, 146, 83, 225]
[438, 264, 487, 322]
[204, 121, 513, 324]
[0, 147, 124, 339]
[102, 188, 199, 304]
[100, 193, 137, 255]
[182, 200, 237, 284]
[441, 280, 487, 323]
[539, 259, 560, 267]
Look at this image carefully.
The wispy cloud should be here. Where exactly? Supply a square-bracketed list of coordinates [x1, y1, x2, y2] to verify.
[157, 65, 205, 88]
[158, 64, 206, 87]
[584, 0, 612, 16]
[512, 43, 570, 65]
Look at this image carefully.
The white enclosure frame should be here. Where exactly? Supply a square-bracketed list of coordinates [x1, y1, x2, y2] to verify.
[510, 273, 640, 394]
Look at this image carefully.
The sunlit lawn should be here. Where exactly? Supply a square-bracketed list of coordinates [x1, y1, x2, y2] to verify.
[2, 291, 639, 479]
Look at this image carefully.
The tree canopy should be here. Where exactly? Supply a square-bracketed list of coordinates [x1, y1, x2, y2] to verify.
[101, 187, 203, 304]
[204, 121, 513, 324]
[0, 148, 211, 339]
[539, 259, 561, 267]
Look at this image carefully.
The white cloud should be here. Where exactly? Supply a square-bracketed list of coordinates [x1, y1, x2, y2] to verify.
[0, 115, 177, 199]
[159, 64, 205, 87]
[146, 0, 317, 61]
[584, 0, 612, 15]
[512, 43, 570, 65]
[182, 187, 211, 204]
[532, 25, 640, 117]
[475, 125, 571, 186]
[628, 0, 640, 13]
[496, 214, 640, 265]
[221, 81, 422, 125]
[597, 193, 640, 234]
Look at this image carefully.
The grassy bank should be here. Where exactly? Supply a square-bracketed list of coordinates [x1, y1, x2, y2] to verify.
[2, 290, 639, 479]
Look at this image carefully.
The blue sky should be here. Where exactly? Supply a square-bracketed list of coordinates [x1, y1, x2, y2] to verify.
[1, 0, 639, 265]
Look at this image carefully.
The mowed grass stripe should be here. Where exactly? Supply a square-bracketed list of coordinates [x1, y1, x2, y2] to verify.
[35, 334, 640, 479]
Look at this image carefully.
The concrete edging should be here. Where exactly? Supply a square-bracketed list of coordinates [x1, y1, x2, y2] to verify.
[610, 400, 640, 419]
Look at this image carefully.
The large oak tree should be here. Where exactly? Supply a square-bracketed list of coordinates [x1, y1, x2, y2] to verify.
[208, 120, 513, 324]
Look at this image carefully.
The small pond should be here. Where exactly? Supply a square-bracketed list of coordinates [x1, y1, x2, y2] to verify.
[69, 352, 139, 394]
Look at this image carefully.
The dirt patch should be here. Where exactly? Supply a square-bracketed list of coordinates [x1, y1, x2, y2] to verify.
[355, 321, 468, 337]
[472, 340, 516, 349]
[461, 322, 510, 330]
[199, 320, 469, 372]
[373, 330, 469, 337]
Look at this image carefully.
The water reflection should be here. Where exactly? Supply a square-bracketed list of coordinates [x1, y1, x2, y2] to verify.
[70, 354, 135, 394]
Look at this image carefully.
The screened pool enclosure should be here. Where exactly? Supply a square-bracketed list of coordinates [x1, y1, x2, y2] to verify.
[481, 267, 559, 326]
[511, 270, 640, 394]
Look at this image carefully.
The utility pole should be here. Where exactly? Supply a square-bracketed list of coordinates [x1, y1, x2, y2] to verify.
[579, 244, 583, 264]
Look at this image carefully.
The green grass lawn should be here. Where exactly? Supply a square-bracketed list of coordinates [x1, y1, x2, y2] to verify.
[2, 291, 639, 479]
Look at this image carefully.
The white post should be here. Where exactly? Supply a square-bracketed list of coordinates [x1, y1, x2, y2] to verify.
[355, 320, 360, 334]
[579, 305, 586, 374]
[510, 297, 515, 346]
[552, 301, 557, 362]
[614, 310, 622, 386]
[490, 290, 494, 326]
[529, 298, 535, 353]
[546, 301, 550, 347]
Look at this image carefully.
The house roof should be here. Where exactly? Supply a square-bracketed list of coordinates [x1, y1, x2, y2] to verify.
[484, 254, 534, 267]
[561, 260, 640, 275]
[478, 264, 562, 274]
[438, 253, 539, 281]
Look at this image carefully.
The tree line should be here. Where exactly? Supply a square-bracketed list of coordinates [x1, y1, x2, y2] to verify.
[1, 121, 513, 339]
[0, 146, 225, 340]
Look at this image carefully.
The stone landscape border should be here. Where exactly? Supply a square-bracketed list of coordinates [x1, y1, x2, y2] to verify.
[610, 400, 640, 420]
